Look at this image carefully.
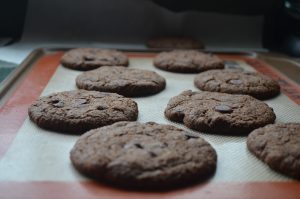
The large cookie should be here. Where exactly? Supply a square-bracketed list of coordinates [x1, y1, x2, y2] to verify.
[247, 123, 300, 179]
[70, 121, 217, 189]
[28, 90, 138, 133]
[194, 69, 280, 99]
[147, 37, 204, 49]
[60, 48, 129, 71]
[154, 50, 224, 73]
[165, 90, 276, 134]
[76, 66, 166, 97]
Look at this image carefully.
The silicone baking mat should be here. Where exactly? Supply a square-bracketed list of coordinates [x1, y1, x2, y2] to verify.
[0, 51, 299, 198]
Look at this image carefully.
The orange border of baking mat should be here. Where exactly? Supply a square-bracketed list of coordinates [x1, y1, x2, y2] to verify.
[0, 181, 299, 199]
[0, 52, 63, 157]
[0, 52, 299, 198]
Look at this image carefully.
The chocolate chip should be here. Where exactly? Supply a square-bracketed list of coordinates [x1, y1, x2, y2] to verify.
[97, 106, 107, 110]
[84, 55, 95, 61]
[123, 142, 144, 149]
[134, 143, 144, 149]
[50, 99, 64, 108]
[214, 105, 233, 113]
[53, 101, 64, 108]
[148, 151, 157, 158]
[74, 99, 89, 108]
[51, 99, 59, 104]
[229, 79, 242, 85]
[244, 71, 255, 75]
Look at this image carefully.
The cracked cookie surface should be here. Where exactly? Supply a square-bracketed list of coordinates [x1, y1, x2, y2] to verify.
[60, 48, 128, 71]
[154, 50, 224, 73]
[70, 121, 217, 188]
[247, 123, 300, 179]
[194, 69, 280, 99]
[164, 90, 276, 134]
[76, 66, 166, 97]
[28, 90, 138, 133]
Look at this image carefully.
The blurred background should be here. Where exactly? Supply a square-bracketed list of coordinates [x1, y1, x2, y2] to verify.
[0, 0, 300, 60]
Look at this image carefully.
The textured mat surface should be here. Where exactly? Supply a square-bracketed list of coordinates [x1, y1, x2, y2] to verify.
[0, 55, 299, 182]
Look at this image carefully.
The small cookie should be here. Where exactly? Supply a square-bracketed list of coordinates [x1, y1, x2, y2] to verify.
[165, 90, 276, 134]
[194, 69, 280, 99]
[147, 37, 204, 49]
[60, 48, 129, 71]
[70, 121, 217, 189]
[28, 90, 138, 133]
[154, 50, 224, 73]
[247, 123, 300, 179]
[76, 66, 166, 97]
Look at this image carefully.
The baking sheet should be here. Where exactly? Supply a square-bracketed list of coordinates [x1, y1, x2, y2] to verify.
[0, 52, 300, 197]
[1, 52, 300, 184]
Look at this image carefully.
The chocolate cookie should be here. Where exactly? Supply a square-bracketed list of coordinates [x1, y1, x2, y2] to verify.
[60, 48, 129, 71]
[154, 50, 224, 73]
[165, 90, 276, 134]
[247, 123, 300, 179]
[28, 90, 138, 133]
[147, 37, 204, 49]
[76, 66, 166, 97]
[194, 69, 280, 99]
[70, 121, 217, 189]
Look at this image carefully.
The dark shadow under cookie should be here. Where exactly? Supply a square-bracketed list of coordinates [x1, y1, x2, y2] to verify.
[28, 90, 138, 134]
[60, 48, 129, 71]
[70, 121, 217, 189]
[194, 69, 280, 99]
[165, 90, 276, 135]
[154, 50, 224, 73]
[76, 66, 166, 97]
[247, 123, 300, 179]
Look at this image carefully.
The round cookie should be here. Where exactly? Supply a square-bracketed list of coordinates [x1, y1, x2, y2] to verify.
[70, 121, 217, 189]
[247, 123, 300, 179]
[60, 48, 129, 71]
[154, 50, 224, 73]
[76, 66, 166, 97]
[194, 69, 280, 99]
[28, 90, 138, 133]
[165, 90, 276, 134]
[147, 37, 204, 49]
